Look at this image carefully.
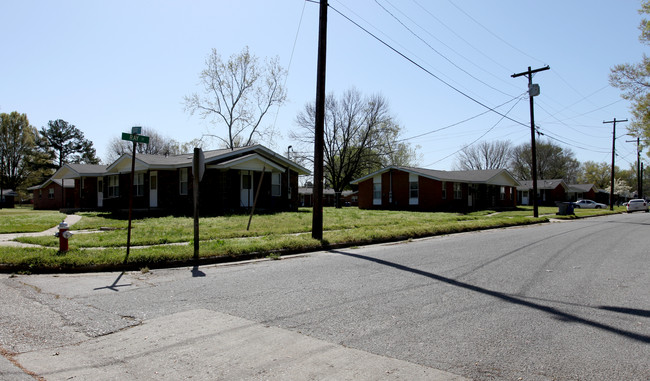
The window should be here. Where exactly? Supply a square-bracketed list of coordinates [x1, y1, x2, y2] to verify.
[271, 173, 281, 197]
[373, 175, 381, 205]
[500, 186, 505, 200]
[134, 173, 144, 197]
[441, 181, 446, 199]
[453, 183, 462, 199]
[409, 174, 418, 205]
[179, 168, 188, 195]
[48, 188, 54, 199]
[108, 175, 119, 198]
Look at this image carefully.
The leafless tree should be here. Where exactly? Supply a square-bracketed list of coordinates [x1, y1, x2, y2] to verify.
[184, 47, 287, 150]
[292, 88, 417, 207]
[454, 140, 512, 171]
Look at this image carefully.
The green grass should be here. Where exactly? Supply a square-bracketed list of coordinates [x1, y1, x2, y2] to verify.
[0, 207, 67, 233]
[0, 206, 623, 271]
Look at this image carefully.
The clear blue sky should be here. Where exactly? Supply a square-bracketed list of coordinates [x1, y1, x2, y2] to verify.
[1, 0, 645, 172]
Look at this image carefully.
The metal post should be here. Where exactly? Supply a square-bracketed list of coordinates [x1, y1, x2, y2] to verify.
[124, 140, 136, 264]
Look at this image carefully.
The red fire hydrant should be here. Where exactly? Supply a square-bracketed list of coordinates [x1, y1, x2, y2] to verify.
[55, 221, 72, 252]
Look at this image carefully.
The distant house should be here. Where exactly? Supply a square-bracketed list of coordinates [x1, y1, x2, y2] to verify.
[0, 189, 18, 208]
[50, 164, 109, 209]
[517, 179, 569, 206]
[28, 179, 75, 210]
[516, 180, 601, 206]
[351, 166, 519, 212]
[49, 145, 309, 215]
[567, 184, 598, 202]
[298, 187, 357, 207]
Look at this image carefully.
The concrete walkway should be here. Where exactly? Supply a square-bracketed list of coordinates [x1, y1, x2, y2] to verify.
[0, 215, 82, 247]
[14, 309, 468, 381]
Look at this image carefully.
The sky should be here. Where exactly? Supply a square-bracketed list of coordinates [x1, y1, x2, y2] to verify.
[1, 0, 646, 173]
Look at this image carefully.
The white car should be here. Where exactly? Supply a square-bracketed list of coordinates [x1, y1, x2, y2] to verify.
[573, 199, 607, 209]
[626, 199, 649, 213]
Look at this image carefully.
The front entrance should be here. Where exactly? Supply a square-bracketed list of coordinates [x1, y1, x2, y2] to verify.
[150, 171, 158, 208]
[240, 171, 253, 207]
[97, 177, 103, 207]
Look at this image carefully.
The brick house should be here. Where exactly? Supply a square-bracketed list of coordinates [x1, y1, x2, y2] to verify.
[50, 145, 309, 215]
[28, 179, 76, 210]
[351, 166, 519, 212]
[517, 179, 569, 206]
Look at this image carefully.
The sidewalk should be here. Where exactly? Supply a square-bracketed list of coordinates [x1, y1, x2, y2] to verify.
[14, 309, 469, 381]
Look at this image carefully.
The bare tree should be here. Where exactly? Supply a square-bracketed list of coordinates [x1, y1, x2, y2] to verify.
[454, 140, 512, 170]
[184, 46, 287, 150]
[292, 88, 416, 207]
[104, 128, 191, 163]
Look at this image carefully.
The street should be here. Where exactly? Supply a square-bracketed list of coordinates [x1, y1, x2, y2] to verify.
[1, 213, 649, 380]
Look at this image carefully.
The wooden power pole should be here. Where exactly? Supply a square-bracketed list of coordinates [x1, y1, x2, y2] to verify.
[312, 0, 328, 240]
[512, 66, 549, 218]
[604, 118, 627, 210]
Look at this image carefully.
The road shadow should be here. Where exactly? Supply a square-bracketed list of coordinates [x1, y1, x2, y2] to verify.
[333, 250, 650, 344]
[93, 272, 132, 292]
[599, 306, 650, 318]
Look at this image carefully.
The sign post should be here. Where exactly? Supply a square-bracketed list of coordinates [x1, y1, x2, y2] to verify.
[121, 127, 149, 264]
[192, 147, 205, 260]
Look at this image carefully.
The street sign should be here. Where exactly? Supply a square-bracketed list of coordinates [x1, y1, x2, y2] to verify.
[121, 133, 150, 144]
[131, 126, 142, 135]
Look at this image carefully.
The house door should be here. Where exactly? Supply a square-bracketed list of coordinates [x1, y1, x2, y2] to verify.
[97, 177, 103, 207]
[522, 190, 529, 205]
[150, 171, 158, 208]
[241, 171, 253, 207]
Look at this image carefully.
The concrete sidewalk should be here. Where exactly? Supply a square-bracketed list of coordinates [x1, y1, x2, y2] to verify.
[14, 309, 468, 380]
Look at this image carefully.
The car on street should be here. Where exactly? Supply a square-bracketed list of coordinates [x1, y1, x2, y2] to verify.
[573, 199, 607, 209]
[626, 198, 649, 213]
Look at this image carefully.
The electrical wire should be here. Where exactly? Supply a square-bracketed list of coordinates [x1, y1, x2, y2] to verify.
[424, 95, 523, 167]
[397, 94, 525, 142]
[327, 3, 530, 129]
[375, 0, 516, 98]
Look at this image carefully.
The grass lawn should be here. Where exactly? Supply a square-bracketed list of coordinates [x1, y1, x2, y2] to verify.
[0, 205, 624, 272]
[0, 207, 67, 233]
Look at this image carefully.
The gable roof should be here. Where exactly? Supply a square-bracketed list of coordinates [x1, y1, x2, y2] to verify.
[351, 166, 520, 187]
[27, 178, 75, 190]
[51, 163, 108, 180]
[104, 145, 310, 175]
[517, 179, 568, 191]
[568, 183, 598, 193]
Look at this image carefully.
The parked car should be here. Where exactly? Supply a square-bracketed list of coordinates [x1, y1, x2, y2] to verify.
[626, 198, 649, 213]
[573, 199, 607, 209]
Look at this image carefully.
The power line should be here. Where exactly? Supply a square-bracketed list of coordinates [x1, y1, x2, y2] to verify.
[327, 3, 530, 129]
[397, 94, 525, 142]
[424, 95, 523, 167]
[446, 0, 546, 66]
[375, 0, 516, 97]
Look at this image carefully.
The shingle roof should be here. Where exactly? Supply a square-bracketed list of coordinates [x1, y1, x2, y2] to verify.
[351, 166, 519, 186]
[517, 179, 567, 190]
[66, 163, 108, 175]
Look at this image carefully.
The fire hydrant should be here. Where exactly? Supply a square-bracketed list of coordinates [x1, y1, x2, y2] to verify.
[54, 221, 72, 252]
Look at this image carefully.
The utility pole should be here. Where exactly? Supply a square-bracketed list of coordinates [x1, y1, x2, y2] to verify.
[626, 137, 642, 199]
[312, 0, 328, 240]
[512, 65, 549, 218]
[605, 118, 627, 210]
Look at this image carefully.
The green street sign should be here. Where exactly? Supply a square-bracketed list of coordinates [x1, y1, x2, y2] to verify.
[121, 132, 150, 144]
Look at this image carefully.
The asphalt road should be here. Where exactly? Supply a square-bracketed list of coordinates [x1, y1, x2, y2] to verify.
[1, 213, 649, 380]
